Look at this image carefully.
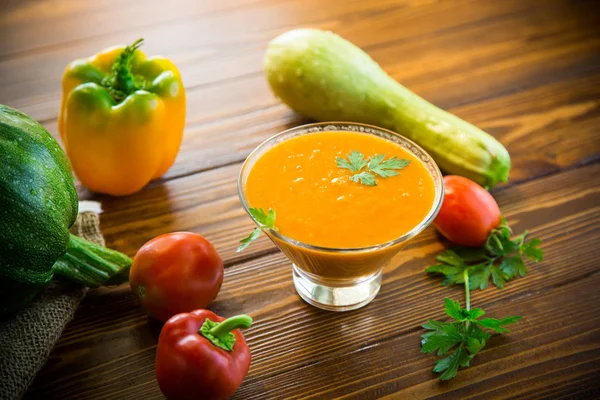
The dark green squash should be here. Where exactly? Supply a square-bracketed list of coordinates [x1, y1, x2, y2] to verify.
[0, 104, 131, 318]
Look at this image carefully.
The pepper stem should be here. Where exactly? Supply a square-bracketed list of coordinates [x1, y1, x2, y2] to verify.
[101, 38, 145, 101]
[210, 315, 253, 338]
[199, 314, 253, 352]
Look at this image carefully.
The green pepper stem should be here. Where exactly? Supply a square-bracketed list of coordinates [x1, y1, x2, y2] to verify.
[52, 234, 132, 287]
[209, 315, 253, 338]
[102, 38, 145, 101]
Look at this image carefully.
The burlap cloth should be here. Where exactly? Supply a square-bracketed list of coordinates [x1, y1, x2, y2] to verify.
[0, 201, 104, 400]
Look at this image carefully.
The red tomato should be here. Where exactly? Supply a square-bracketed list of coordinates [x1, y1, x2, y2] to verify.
[130, 232, 224, 322]
[434, 176, 501, 247]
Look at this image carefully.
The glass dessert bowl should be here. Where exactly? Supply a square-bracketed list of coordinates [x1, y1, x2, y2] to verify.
[238, 122, 444, 311]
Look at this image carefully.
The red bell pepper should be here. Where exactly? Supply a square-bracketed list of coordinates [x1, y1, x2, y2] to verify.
[156, 310, 253, 400]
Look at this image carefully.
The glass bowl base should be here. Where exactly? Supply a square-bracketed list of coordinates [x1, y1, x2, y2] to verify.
[292, 264, 382, 312]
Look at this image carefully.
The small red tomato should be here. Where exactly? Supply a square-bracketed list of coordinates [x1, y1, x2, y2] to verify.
[130, 232, 224, 322]
[434, 176, 501, 247]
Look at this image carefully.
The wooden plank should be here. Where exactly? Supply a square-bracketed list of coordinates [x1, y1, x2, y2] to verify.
[0, 0, 273, 57]
[0, 0, 410, 58]
[3, 0, 597, 123]
[233, 276, 600, 400]
[27, 162, 600, 398]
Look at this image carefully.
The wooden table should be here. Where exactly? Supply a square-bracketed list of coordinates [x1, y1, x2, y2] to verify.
[2, 0, 599, 398]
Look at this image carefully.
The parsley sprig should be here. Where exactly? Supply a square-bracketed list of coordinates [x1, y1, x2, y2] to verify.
[423, 218, 544, 380]
[237, 208, 277, 252]
[421, 273, 522, 380]
[426, 218, 543, 289]
[336, 150, 410, 186]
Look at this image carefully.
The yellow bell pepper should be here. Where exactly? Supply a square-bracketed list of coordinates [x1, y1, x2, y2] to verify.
[59, 39, 186, 196]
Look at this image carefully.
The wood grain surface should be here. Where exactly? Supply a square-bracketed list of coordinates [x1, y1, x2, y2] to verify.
[1, 0, 599, 398]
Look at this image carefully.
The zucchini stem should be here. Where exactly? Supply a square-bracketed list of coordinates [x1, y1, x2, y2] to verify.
[52, 234, 131, 287]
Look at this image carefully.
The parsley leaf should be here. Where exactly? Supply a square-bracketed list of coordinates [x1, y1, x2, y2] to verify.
[350, 171, 377, 186]
[477, 316, 522, 334]
[499, 255, 527, 280]
[443, 298, 463, 320]
[248, 207, 275, 226]
[421, 296, 521, 380]
[336, 151, 410, 185]
[468, 308, 486, 319]
[434, 346, 472, 380]
[420, 323, 462, 355]
[237, 207, 277, 252]
[368, 155, 411, 178]
[468, 262, 493, 290]
[522, 238, 543, 262]
[453, 246, 489, 262]
[336, 150, 367, 172]
[422, 320, 447, 332]
[467, 323, 491, 342]
[427, 219, 543, 290]
[466, 337, 485, 354]
[237, 228, 262, 252]
[490, 265, 508, 289]
[436, 249, 464, 266]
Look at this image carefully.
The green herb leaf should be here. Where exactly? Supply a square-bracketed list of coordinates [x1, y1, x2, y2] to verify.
[237, 207, 277, 252]
[421, 323, 462, 355]
[436, 249, 464, 266]
[237, 228, 262, 252]
[422, 292, 520, 380]
[427, 218, 543, 290]
[468, 308, 486, 319]
[490, 265, 508, 289]
[265, 208, 276, 227]
[477, 316, 522, 334]
[434, 346, 472, 380]
[452, 247, 489, 263]
[468, 263, 492, 290]
[337, 151, 410, 185]
[466, 324, 492, 342]
[443, 298, 462, 320]
[466, 337, 486, 355]
[368, 154, 411, 178]
[499, 255, 527, 279]
[422, 320, 447, 331]
[249, 207, 276, 227]
[500, 316, 523, 325]
[366, 154, 386, 169]
[426, 264, 464, 286]
[521, 238, 544, 262]
[336, 150, 368, 172]
[350, 172, 377, 186]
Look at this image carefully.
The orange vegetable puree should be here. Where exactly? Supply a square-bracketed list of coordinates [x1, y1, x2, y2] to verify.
[245, 131, 436, 249]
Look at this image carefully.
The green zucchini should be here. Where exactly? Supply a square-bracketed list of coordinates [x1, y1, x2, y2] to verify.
[0, 104, 131, 318]
[264, 29, 510, 188]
